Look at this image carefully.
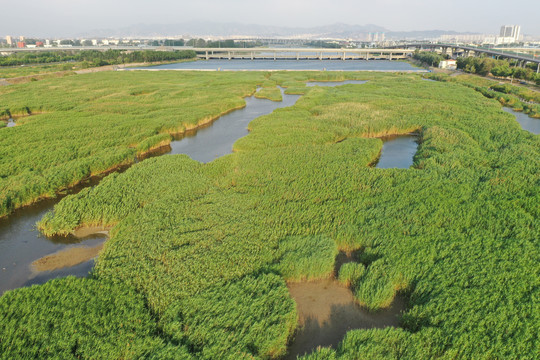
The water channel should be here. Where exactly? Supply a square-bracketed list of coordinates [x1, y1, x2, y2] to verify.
[168, 87, 300, 162]
[0, 81, 420, 294]
[0, 178, 110, 294]
[503, 107, 540, 135]
[1, 78, 412, 356]
[0, 87, 300, 294]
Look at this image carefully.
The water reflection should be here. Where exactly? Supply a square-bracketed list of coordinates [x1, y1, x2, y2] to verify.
[375, 135, 419, 169]
[285, 250, 405, 360]
[0, 172, 123, 294]
[0, 87, 300, 292]
[168, 87, 301, 163]
[503, 107, 540, 134]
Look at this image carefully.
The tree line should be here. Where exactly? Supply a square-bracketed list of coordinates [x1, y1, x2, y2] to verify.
[412, 50, 446, 67]
[413, 50, 540, 85]
[456, 56, 540, 84]
[0, 49, 196, 67]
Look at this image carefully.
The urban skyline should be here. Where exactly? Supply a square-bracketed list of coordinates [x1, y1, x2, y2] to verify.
[1, 0, 539, 37]
[3, 23, 538, 49]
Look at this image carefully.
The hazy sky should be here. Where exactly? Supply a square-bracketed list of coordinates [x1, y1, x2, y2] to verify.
[1, 0, 539, 37]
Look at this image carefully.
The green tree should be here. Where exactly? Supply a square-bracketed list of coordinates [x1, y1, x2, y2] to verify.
[491, 65, 512, 77]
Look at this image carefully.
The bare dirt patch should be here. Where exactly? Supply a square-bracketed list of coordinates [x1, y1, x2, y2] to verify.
[31, 243, 104, 272]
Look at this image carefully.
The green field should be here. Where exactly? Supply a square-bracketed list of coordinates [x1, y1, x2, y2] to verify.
[1, 70, 539, 359]
[424, 73, 540, 117]
[0, 63, 78, 79]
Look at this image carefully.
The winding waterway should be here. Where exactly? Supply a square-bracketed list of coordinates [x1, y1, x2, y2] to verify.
[1, 78, 410, 357]
[0, 80, 415, 296]
[0, 181, 108, 294]
[503, 107, 540, 134]
[0, 86, 302, 294]
[168, 87, 300, 162]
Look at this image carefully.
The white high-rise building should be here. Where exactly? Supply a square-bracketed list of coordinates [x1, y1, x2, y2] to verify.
[498, 25, 521, 43]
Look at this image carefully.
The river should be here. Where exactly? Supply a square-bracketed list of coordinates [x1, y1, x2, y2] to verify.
[130, 59, 422, 72]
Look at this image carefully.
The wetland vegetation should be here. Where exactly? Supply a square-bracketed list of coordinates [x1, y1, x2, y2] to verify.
[424, 72, 540, 118]
[0, 70, 538, 359]
[0, 49, 196, 68]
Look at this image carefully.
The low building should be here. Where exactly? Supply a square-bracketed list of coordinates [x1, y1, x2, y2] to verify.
[439, 59, 457, 70]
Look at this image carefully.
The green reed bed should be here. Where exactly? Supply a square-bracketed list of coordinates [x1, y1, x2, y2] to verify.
[0, 72, 538, 359]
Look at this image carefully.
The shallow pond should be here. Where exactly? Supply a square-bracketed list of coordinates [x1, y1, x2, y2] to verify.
[285, 252, 405, 359]
[375, 134, 419, 169]
[503, 107, 540, 134]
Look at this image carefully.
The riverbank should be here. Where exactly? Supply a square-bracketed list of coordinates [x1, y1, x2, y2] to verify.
[0, 59, 197, 85]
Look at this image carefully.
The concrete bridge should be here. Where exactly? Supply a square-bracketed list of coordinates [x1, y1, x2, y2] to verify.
[1, 46, 411, 61]
[192, 48, 411, 61]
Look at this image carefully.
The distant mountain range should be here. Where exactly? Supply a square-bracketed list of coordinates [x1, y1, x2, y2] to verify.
[80, 22, 474, 40]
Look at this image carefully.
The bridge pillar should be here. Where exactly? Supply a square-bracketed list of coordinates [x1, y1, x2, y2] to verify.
[274, 52, 276, 61]
[297, 52, 299, 61]
[251, 52, 254, 60]
[228, 51, 231, 60]
[389, 52, 393, 60]
[205, 51, 209, 60]
[366, 52, 369, 61]
[319, 52, 322, 60]
[342, 51, 346, 60]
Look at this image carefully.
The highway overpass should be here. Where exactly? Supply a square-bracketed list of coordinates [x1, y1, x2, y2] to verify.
[389, 43, 540, 69]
